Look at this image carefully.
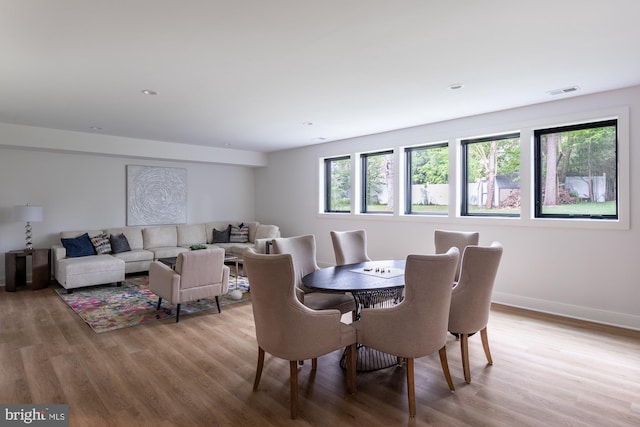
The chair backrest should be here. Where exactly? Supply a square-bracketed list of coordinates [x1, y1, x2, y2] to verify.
[401, 248, 459, 356]
[434, 229, 480, 282]
[330, 229, 372, 266]
[448, 242, 503, 335]
[243, 249, 347, 361]
[356, 248, 459, 358]
[175, 248, 225, 289]
[270, 235, 319, 287]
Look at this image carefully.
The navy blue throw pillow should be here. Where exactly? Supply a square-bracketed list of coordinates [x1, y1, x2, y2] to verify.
[61, 233, 96, 258]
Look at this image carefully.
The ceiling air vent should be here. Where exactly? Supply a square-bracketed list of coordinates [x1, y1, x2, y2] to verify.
[548, 86, 580, 96]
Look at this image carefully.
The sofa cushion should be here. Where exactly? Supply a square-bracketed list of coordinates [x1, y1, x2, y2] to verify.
[212, 242, 254, 255]
[60, 230, 104, 239]
[245, 221, 259, 243]
[255, 224, 280, 240]
[230, 224, 249, 243]
[110, 233, 132, 254]
[111, 248, 153, 263]
[177, 224, 207, 247]
[143, 226, 178, 249]
[148, 246, 188, 259]
[55, 254, 125, 289]
[61, 233, 96, 258]
[90, 233, 112, 254]
[106, 227, 144, 250]
[212, 225, 231, 243]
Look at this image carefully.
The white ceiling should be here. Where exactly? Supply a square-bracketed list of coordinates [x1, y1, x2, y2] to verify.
[2, 0, 639, 153]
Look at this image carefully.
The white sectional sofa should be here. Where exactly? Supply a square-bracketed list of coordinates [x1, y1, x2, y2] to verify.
[52, 221, 279, 292]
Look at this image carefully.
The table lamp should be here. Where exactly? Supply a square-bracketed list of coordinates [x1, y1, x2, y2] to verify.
[13, 204, 43, 250]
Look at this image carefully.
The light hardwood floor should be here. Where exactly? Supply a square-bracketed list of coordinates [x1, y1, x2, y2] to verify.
[1, 280, 639, 426]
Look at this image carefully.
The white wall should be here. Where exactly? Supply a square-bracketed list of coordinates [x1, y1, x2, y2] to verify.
[2, 85, 639, 330]
[0, 147, 257, 281]
[256, 85, 640, 330]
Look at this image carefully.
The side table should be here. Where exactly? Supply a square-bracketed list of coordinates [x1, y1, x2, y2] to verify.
[5, 248, 51, 292]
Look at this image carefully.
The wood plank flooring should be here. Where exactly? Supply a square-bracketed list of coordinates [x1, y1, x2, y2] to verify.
[1, 281, 639, 426]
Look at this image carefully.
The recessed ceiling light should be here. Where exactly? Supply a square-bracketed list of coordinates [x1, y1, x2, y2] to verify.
[313, 137, 327, 142]
[141, 89, 158, 95]
[90, 126, 102, 131]
[448, 84, 464, 90]
[547, 86, 580, 96]
[302, 122, 314, 126]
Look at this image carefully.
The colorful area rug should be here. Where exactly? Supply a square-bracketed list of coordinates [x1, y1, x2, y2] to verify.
[55, 275, 250, 333]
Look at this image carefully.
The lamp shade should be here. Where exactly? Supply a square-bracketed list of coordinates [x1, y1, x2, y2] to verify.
[13, 205, 43, 222]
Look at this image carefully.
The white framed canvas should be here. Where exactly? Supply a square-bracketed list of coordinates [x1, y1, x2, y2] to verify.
[127, 165, 187, 226]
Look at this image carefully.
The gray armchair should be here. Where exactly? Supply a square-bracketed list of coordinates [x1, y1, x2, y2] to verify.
[243, 249, 357, 419]
[353, 248, 459, 417]
[434, 229, 479, 283]
[149, 248, 229, 322]
[448, 242, 503, 383]
[271, 235, 356, 315]
[330, 229, 371, 266]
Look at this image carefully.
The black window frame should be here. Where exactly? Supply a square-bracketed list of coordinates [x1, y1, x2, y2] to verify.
[324, 155, 351, 213]
[460, 132, 521, 217]
[360, 149, 394, 214]
[404, 142, 448, 215]
[533, 119, 618, 220]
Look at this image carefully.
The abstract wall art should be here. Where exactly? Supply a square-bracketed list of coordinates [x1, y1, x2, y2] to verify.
[127, 165, 187, 226]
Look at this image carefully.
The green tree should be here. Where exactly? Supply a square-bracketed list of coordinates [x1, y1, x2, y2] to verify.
[467, 137, 520, 208]
[329, 158, 351, 210]
[366, 152, 394, 210]
[411, 146, 448, 185]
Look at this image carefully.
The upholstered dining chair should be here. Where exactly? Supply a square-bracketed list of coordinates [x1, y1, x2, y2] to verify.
[149, 248, 229, 322]
[270, 235, 356, 316]
[434, 229, 480, 283]
[353, 248, 460, 418]
[330, 229, 372, 266]
[243, 249, 357, 419]
[448, 242, 503, 384]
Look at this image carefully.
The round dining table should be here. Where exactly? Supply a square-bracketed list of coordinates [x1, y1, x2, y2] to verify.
[302, 259, 406, 311]
[302, 259, 406, 371]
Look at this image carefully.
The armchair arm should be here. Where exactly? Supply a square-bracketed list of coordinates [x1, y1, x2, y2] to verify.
[149, 261, 181, 303]
[254, 238, 271, 254]
[354, 302, 411, 355]
[278, 301, 349, 361]
[221, 265, 230, 295]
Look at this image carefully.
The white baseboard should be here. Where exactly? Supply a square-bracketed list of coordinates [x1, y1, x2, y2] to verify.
[493, 291, 640, 331]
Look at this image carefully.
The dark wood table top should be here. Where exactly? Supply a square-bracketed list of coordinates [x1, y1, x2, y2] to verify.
[302, 260, 406, 293]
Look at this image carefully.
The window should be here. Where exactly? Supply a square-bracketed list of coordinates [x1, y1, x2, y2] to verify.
[461, 133, 521, 216]
[404, 143, 448, 215]
[361, 150, 394, 213]
[534, 119, 617, 219]
[324, 156, 351, 213]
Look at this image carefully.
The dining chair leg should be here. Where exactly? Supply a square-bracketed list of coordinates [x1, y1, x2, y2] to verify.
[460, 333, 471, 383]
[156, 297, 162, 310]
[346, 344, 356, 394]
[406, 357, 416, 418]
[289, 360, 298, 419]
[175, 303, 181, 323]
[311, 358, 317, 370]
[215, 295, 221, 313]
[438, 346, 455, 391]
[253, 347, 265, 391]
[480, 327, 493, 365]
